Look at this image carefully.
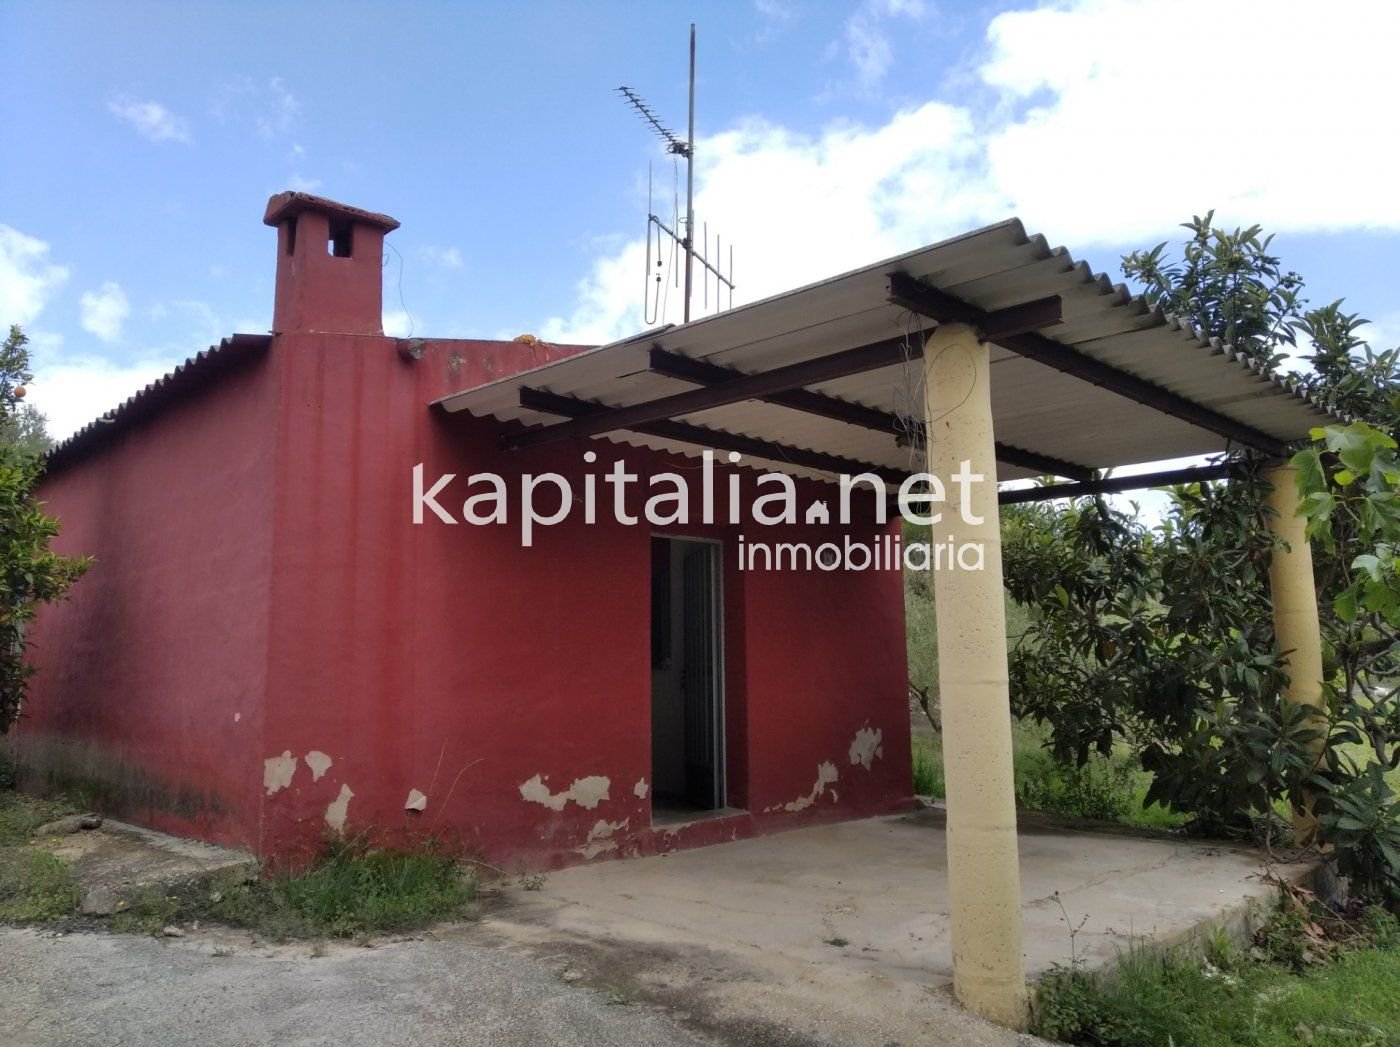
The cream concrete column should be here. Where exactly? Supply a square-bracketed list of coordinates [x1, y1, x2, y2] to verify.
[922, 322, 1028, 1028]
[1263, 462, 1327, 843]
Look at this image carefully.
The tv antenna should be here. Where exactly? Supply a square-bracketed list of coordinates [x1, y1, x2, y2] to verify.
[618, 23, 734, 326]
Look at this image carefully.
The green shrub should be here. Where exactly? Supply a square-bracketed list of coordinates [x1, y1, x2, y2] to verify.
[1017, 750, 1136, 822]
[1033, 965, 1153, 1046]
[1361, 904, 1400, 948]
[1256, 907, 1316, 971]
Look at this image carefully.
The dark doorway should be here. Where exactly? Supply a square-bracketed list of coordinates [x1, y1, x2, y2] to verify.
[650, 536, 724, 819]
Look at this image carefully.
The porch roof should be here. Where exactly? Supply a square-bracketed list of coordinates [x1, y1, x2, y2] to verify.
[435, 219, 1338, 484]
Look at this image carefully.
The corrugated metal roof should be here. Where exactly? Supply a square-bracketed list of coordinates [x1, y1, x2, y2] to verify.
[45, 334, 271, 473]
[436, 219, 1337, 483]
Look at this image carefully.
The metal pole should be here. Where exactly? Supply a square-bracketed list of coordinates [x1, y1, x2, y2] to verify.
[683, 23, 696, 324]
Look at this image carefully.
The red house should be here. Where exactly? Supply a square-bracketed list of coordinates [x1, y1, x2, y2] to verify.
[17, 193, 913, 868]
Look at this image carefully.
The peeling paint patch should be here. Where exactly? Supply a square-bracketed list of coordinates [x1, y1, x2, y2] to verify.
[576, 817, 629, 859]
[233, 712, 241, 723]
[633, 778, 649, 799]
[263, 751, 297, 795]
[777, 761, 839, 812]
[518, 774, 611, 811]
[325, 784, 354, 832]
[849, 726, 884, 770]
[404, 788, 427, 812]
[304, 750, 333, 782]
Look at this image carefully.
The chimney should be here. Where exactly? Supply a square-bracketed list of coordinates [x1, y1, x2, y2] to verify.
[263, 192, 401, 336]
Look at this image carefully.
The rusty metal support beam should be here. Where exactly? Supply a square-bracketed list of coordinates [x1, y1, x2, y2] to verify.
[517, 387, 906, 483]
[647, 347, 1093, 481]
[997, 460, 1238, 505]
[887, 271, 1288, 457]
[501, 331, 930, 452]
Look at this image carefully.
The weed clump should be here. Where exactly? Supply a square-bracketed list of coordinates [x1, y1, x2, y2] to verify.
[197, 838, 477, 940]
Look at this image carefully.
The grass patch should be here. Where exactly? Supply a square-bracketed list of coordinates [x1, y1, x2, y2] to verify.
[108, 838, 479, 940]
[912, 739, 943, 797]
[0, 781, 476, 939]
[0, 784, 84, 926]
[0, 788, 81, 846]
[0, 849, 80, 922]
[910, 722, 1189, 829]
[231, 841, 477, 939]
[912, 711, 1198, 828]
[1035, 916, 1400, 1045]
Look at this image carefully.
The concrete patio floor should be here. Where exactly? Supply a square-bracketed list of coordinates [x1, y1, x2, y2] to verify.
[462, 807, 1319, 1045]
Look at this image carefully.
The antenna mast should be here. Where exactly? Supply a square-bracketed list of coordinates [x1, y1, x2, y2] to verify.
[683, 24, 695, 323]
[618, 23, 734, 327]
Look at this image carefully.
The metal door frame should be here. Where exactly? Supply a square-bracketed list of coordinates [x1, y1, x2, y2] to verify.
[651, 532, 726, 810]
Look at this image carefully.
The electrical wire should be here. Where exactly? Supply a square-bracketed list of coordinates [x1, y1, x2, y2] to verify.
[383, 242, 413, 339]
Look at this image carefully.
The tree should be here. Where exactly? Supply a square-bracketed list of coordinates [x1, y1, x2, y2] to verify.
[1122, 212, 1304, 366]
[0, 325, 88, 733]
[1006, 217, 1400, 904]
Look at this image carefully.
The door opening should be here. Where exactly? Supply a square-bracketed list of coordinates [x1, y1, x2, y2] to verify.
[650, 536, 725, 820]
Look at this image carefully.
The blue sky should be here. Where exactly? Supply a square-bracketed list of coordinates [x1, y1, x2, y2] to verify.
[5, 0, 1400, 441]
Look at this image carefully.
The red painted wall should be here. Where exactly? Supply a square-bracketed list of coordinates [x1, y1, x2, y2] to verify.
[20, 349, 279, 849]
[19, 195, 912, 869]
[252, 332, 911, 868]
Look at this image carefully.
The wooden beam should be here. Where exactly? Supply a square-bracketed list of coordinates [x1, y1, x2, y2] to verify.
[517, 387, 906, 483]
[997, 461, 1238, 505]
[888, 271, 1288, 457]
[501, 331, 927, 452]
[648, 347, 1094, 481]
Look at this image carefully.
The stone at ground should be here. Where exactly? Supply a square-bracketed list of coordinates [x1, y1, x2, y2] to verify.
[40, 819, 257, 916]
[33, 813, 102, 836]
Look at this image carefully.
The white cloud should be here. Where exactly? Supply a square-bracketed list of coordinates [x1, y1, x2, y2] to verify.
[384, 309, 415, 337]
[212, 76, 302, 141]
[26, 355, 180, 441]
[1360, 312, 1400, 354]
[258, 77, 301, 139]
[79, 282, 130, 343]
[288, 173, 323, 192]
[544, 0, 1400, 345]
[542, 103, 998, 342]
[0, 226, 69, 327]
[754, 0, 793, 22]
[979, 0, 1400, 245]
[107, 97, 191, 143]
[845, 19, 893, 87]
[842, 0, 928, 90]
[419, 246, 463, 269]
